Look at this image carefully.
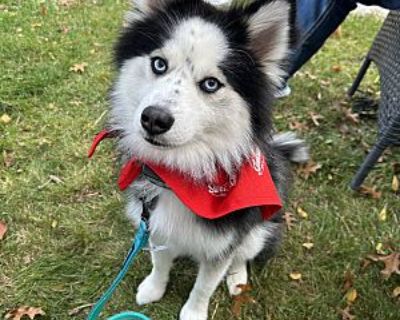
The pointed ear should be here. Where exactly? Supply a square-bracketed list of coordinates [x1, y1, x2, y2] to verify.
[247, 0, 291, 85]
[126, 0, 174, 22]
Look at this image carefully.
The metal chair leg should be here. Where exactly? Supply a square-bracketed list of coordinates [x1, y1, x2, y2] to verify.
[350, 142, 386, 190]
[348, 56, 372, 97]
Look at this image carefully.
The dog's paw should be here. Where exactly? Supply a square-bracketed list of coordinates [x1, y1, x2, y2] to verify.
[136, 275, 166, 305]
[179, 303, 207, 320]
[226, 266, 248, 296]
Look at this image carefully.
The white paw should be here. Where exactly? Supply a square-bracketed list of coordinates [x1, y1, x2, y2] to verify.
[136, 274, 166, 305]
[179, 303, 208, 320]
[226, 267, 248, 296]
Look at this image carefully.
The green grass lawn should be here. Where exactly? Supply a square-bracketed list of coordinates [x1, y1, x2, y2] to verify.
[1, 1, 399, 319]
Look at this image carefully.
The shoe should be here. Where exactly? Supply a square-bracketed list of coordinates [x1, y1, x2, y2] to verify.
[274, 84, 291, 99]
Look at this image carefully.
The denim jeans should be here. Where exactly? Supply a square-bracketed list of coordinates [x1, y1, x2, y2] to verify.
[287, 0, 400, 79]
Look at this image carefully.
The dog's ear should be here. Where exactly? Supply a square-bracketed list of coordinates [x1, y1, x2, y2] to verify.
[126, 0, 173, 22]
[246, 0, 292, 85]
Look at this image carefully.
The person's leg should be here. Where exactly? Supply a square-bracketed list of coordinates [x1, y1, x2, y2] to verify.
[287, 0, 358, 78]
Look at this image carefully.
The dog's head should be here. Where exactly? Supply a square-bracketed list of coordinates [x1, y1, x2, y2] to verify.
[110, 0, 293, 180]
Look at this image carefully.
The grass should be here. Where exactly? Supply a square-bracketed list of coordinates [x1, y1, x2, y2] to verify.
[1, 1, 399, 319]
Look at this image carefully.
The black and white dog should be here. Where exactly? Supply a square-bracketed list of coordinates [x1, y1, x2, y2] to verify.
[106, 0, 308, 319]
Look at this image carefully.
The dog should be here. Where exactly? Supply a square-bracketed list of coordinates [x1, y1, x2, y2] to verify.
[106, 1, 308, 319]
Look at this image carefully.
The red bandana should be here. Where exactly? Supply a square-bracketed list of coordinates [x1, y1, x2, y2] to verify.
[89, 130, 282, 220]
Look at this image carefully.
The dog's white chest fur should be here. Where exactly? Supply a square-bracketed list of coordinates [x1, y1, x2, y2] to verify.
[149, 189, 235, 261]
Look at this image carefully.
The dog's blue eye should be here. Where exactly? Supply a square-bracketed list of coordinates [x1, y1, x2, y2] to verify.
[151, 57, 168, 75]
[200, 77, 222, 94]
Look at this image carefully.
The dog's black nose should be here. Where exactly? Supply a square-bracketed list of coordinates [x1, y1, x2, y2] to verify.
[141, 106, 175, 135]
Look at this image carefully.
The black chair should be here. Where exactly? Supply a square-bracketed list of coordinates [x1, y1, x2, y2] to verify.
[348, 10, 400, 190]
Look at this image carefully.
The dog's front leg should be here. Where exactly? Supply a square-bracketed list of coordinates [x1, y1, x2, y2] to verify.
[136, 246, 176, 305]
[180, 258, 232, 320]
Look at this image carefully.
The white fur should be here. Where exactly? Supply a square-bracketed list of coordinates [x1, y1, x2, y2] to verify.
[110, 17, 253, 181]
[247, 1, 291, 87]
[112, 1, 293, 319]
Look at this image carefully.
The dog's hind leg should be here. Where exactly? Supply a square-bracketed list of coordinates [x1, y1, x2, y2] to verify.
[136, 247, 176, 305]
[226, 259, 248, 296]
[180, 258, 232, 320]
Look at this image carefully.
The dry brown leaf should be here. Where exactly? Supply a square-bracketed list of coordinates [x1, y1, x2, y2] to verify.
[70, 62, 88, 73]
[289, 272, 302, 281]
[3, 150, 15, 168]
[283, 212, 296, 231]
[392, 175, 399, 192]
[309, 112, 324, 127]
[393, 286, 400, 298]
[367, 253, 400, 279]
[343, 270, 354, 291]
[345, 288, 358, 304]
[358, 185, 382, 199]
[5, 306, 45, 320]
[297, 161, 322, 179]
[344, 108, 360, 125]
[332, 65, 343, 73]
[231, 285, 256, 317]
[333, 26, 342, 38]
[39, 3, 47, 16]
[338, 306, 355, 320]
[289, 120, 308, 132]
[0, 221, 7, 240]
[296, 207, 309, 219]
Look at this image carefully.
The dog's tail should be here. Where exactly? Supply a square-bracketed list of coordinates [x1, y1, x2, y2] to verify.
[271, 132, 309, 163]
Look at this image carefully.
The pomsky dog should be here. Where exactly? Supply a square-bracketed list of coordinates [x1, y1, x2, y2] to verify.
[104, 0, 308, 319]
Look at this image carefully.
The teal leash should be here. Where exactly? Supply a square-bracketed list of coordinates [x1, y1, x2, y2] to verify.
[87, 220, 151, 320]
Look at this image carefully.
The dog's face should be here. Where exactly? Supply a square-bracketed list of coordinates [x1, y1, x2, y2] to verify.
[110, 0, 291, 180]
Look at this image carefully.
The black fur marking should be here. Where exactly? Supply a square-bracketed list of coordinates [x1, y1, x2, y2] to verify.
[114, 0, 295, 261]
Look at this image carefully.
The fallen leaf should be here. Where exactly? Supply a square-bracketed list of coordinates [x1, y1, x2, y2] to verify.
[1, 113, 12, 124]
[3, 150, 15, 168]
[0, 221, 7, 240]
[333, 26, 342, 38]
[393, 286, 400, 298]
[338, 306, 355, 320]
[344, 108, 359, 125]
[302, 242, 314, 250]
[358, 185, 382, 199]
[283, 212, 296, 231]
[289, 272, 302, 280]
[49, 175, 63, 184]
[289, 120, 308, 132]
[378, 206, 388, 222]
[70, 62, 88, 73]
[309, 112, 324, 127]
[343, 269, 354, 291]
[296, 207, 309, 219]
[68, 303, 94, 316]
[345, 288, 358, 304]
[367, 253, 400, 279]
[231, 285, 256, 317]
[375, 242, 386, 255]
[332, 65, 343, 73]
[392, 175, 399, 192]
[297, 161, 322, 179]
[5, 306, 45, 320]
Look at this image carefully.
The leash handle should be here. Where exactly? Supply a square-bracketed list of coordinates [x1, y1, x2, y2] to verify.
[87, 220, 150, 320]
